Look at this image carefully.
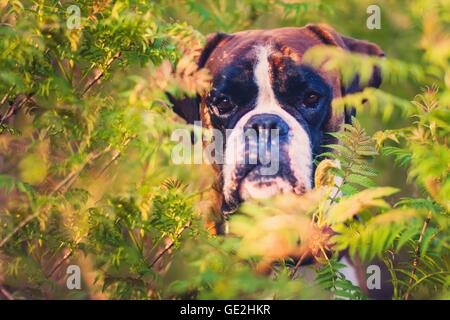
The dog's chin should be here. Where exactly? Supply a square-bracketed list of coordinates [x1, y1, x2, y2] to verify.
[222, 166, 309, 214]
[239, 176, 293, 200]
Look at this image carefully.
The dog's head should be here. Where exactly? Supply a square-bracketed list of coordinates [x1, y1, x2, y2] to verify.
[170, 24, 383, 214]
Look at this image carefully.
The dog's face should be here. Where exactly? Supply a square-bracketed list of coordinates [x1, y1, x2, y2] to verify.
[171, 25, 383, 214]
[207, 44, 331, 212]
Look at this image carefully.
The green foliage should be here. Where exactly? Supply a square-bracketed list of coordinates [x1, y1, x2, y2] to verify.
[321, 118, 379, 197]
[315, 258, 366, 300]
[166, 236, 323, 299]
[328, 87, 450, 299]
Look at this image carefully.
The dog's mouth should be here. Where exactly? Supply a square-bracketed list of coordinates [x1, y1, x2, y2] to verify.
[240, 166, 303, 199]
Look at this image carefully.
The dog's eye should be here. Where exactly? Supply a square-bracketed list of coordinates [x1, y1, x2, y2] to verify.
[303, 91, 321, 108]
[214, 96, 234, 114]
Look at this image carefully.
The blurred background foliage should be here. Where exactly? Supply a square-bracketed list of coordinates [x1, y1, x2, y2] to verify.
[0, 0, 448, 299]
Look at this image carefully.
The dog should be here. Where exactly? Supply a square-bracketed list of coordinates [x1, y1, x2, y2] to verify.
[169, 23, 384, 294]
[170, 23, 383, 215]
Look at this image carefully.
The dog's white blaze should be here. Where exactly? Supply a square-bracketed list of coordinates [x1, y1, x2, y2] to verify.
[223, 46, 312, 201]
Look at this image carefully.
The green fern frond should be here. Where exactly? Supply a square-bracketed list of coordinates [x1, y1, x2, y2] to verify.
[161, 178, 187, 191]
[315, 258, 367, 300]
[322, 117, 379, 197]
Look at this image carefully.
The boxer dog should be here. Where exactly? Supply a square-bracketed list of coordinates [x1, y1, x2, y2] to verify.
[169, 23, 384, 293]
[170, 24, 383, 222]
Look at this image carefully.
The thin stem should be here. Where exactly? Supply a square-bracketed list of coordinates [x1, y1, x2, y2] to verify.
[382, 251, 399, 299]
[319, 246, 338, 297]
[328, 160, 354, 205]
[0, 94, 33, 126]
[404, 211, 432, 300]
[404, 271, 449, 298]
[0, 284, 14, 300]
[148, 222, 191, 269]
[81, 52, 121, 96]
[46, 239, 81, 278]
[54, 55, 71, 83]
[0, 211, 40, 248]
[96, 137, 132, 178]
[0, 85, 15, 106]
[290, 249, 309, 279]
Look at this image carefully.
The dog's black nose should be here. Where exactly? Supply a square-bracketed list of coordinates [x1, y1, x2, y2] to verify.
[243, 114, 288, 168]
[244, 113, 289, 138]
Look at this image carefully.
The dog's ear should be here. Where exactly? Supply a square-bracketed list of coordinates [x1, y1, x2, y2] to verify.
[339, 35, 384, 124]
[306, 24, 384, 94]
[168, 32, 229, 124]
[306, 24, 384, 124]
[340, 35, 384, 93]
